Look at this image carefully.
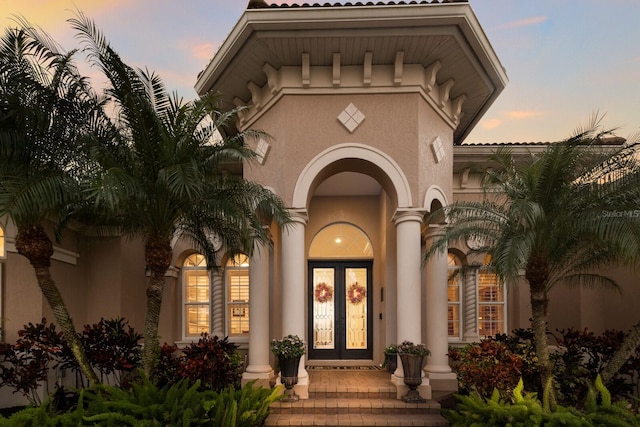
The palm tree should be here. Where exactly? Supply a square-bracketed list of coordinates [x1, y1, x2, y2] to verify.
[0, 22, 100, 384]
[70, 13, 290, 377]
[426, 118, 640, 405]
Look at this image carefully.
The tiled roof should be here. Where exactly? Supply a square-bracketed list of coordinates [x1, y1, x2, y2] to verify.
[463, 136, 627, 146]
[248, 0, 467, 9]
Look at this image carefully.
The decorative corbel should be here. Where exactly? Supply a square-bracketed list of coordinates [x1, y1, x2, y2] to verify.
[263, 62, 280, 95]
[247, 81, 262, 111]
[333, 52, 341, 87]
[302, 52, 310, 87]
[394, 51, 404, 85]
[452, 94, 467, 124]
[363, 51, 373, 86]
[460, 167, 470, 189]
[439, 79, 455, 108]
[424, 61, 441, 93]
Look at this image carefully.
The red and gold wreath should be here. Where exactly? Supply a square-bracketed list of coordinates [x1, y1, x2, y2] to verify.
[347, 282, 366, 305]
[314, 282, 333, 303]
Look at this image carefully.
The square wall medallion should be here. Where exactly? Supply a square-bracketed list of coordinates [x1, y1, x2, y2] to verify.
[338, 103, 365, 133]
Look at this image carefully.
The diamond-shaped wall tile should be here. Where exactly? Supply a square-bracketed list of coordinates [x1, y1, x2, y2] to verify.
[338, 103, 365, 133]
[431, 136, 445, 163]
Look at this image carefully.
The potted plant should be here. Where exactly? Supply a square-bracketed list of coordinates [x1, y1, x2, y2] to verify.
[270, 334, 305, 401]
[383, 344, 398, 373]
[397, 340, 430, 403]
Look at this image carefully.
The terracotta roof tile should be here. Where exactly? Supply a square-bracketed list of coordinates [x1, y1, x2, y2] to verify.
[249, 0, 467, 9]
[464, 136, 626, 146]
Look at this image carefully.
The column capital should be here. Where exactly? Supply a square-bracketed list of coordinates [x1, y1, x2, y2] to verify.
[424, 223, 446, 240]
[287, 208, 309, 225]
[392, 208, 425, 225]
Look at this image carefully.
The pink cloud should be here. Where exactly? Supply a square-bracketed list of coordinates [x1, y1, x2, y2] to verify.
[506, 111, 546, 120]
[498, 16, 548, 30]
[191, 42, 216, 60]
[481, 119, 502, 130]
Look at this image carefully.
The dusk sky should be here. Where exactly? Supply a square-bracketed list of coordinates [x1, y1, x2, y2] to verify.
[2, 0, 639, 144]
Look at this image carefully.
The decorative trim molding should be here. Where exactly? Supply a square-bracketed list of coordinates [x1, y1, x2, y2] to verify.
[235, 58, 466, 131]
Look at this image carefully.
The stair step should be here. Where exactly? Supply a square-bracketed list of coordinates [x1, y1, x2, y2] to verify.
[309, 388, 397, 399]
[270, 397, 441, 415]
[265, 413, 449, 426]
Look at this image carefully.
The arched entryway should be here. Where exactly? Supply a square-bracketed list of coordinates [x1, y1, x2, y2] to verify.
[294, 144, 412, 366]
[308, 223, 374, 360]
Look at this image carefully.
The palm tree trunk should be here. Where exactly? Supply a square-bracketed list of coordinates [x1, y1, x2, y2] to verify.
[142, 271, 165, 377]
[141, 236, 173, 378]
[32, 265, 99, 385]
[526, 254, 556, 409]
[600, 321, 640, 384]
[529, 285, 555, 408]
[15, 225, 99, 385]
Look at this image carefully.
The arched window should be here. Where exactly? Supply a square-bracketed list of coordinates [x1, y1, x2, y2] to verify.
[447, 253, 462, 339]
[309, 223, 373, 258]
[477, 255, 506, 337]
[182, 253, 209, 339]
[0, 226, 4, 258]
[226, 254, 250, 336]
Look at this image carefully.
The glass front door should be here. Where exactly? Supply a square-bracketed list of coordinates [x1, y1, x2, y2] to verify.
[308, 261, 373, 360]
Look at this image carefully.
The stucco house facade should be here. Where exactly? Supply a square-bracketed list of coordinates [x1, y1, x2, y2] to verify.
[2, 0, 640, 404]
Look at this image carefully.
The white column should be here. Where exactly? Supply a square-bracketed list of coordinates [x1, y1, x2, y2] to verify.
[392, 210, 430, 399]
[424, 225, 457, 398]
[242, 238, 273, 387]
[424, 225, 452, 374]
[394, 210, 423, 346]
[280, 210, 309, 398]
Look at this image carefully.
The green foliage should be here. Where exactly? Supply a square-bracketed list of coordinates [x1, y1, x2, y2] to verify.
[270, 334, 306, 359]
[443, 377, 640, 427]
[0, 377, 282, 426]
[205, 382, 284, 427]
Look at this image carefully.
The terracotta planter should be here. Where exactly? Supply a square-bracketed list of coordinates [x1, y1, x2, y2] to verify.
[278, 356, 301, 402]
[399, 353, 427, 403]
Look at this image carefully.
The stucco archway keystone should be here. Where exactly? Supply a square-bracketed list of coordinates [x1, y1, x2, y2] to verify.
[292, 143, 412, 209]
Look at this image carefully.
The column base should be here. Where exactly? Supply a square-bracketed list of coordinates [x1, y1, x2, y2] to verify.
[241, 366, 274, 389]
[391, 373, 432, 400]
[425, 371, 458, 400]
[276, 369, 310, 399]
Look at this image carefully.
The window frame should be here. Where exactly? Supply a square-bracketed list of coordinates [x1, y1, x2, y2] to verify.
[225, 254, 250, 338]
[476, 267, 507, 338]
[447, 253, 463, 341]
[181, 253, 210, 340]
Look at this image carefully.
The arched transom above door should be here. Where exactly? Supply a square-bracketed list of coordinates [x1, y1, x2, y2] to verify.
[309, 223, 373, 259]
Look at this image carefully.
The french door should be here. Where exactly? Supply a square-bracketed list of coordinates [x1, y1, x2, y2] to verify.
[308, 261, 373, 360]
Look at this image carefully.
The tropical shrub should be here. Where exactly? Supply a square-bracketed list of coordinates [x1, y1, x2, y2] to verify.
[0, 377, 282, 426]
[156, 334, 243, 392]
[552, 327, 640, 403]
[0, 319, 67, 404]
[449, 338, 525, 399]
[443, 377, 640, 427]
[0, 318, 143, 402]
[451, 328, 640, 406]
[79, 318, 142, 386]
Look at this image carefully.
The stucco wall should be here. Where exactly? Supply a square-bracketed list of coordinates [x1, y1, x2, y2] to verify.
[245, 92, 453, 209]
